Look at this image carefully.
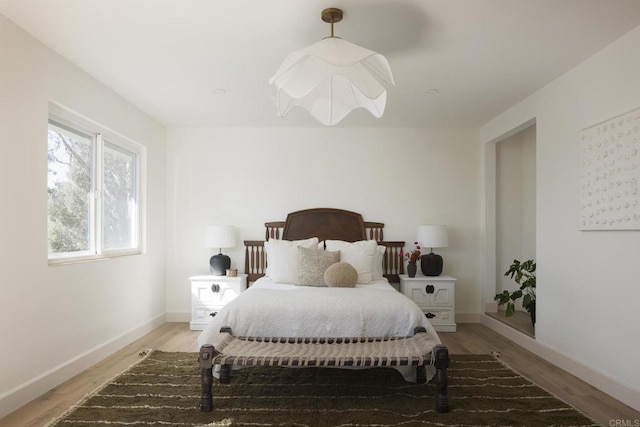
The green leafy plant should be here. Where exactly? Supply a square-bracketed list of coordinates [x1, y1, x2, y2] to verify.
[494, 259, 536, 317]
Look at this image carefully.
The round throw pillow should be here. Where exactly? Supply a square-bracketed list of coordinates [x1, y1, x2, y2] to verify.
[324, 262, 358, 288]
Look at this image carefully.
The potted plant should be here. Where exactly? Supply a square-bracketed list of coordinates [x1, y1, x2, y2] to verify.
[404, 242, 421, 278]
[494, 259, 536, 326]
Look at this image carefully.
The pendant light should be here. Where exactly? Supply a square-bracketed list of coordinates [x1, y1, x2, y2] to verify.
[269, 8, 395, 126]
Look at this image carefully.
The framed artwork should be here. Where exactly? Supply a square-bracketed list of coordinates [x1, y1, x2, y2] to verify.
[579, 107, 640, 230]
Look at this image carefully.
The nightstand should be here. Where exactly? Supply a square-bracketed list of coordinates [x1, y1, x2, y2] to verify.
[190, 274, 247, 330]
[399, 274, 456, 332]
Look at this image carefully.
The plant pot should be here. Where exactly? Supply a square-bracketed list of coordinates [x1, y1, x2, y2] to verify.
[407, 262, 417, 278]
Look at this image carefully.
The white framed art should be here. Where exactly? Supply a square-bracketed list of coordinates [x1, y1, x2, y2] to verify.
[579, 107, 640, 230]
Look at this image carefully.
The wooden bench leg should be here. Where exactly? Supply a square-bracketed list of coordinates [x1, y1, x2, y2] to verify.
[199, 344, 214, 412]
[219, 364, 231, 384]
[416, 365, 427, 384]
[433, 344, 450, 413]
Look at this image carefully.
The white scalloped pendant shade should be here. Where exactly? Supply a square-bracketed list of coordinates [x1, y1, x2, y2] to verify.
[270, 37, 395, 126]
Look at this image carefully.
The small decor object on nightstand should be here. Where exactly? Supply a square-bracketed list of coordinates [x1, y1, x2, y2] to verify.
[404, 242, 421, 278]
[205, 225, 236, 276]
[417, 224, 448, 276]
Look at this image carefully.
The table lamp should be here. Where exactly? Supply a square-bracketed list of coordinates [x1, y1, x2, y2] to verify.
[417, 225, 448, 276]
[205, 225, 236, 275]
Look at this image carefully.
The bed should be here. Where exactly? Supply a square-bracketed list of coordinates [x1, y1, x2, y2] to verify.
[197, 208, 449, 413]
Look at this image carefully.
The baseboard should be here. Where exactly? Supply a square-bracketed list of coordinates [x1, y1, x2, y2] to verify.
[166, 311, 190, 322]
[0, 313, 166, 419]
[480, 314, 640, 412]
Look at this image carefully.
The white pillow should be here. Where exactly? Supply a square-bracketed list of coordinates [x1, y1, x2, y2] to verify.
[265, 237, 319, 284]
[373, 245, 386, 280]
[324, 240, 377, 284]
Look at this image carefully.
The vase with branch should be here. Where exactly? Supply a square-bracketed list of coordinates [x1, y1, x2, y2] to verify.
[404, 242, 421, 277]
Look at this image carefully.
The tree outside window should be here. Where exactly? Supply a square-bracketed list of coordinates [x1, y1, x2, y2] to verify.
[47, 111, 141, 262]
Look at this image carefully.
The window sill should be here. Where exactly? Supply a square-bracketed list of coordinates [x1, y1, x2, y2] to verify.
[48, 251, 142, 267]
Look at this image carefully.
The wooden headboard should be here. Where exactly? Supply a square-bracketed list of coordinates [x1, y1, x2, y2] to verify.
[244, 208, 404, 283]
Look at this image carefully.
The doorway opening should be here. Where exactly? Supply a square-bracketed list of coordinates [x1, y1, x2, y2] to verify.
[486, 124, 537, 337]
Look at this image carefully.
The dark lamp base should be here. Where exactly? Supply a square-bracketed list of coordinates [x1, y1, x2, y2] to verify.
[421, 253, 443, 276]
[209, 254, 231, 276]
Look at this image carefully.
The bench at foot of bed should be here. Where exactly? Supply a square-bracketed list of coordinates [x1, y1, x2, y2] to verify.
[198, 326, 449, 414]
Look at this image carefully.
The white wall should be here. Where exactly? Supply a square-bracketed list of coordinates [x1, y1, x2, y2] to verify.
[496, 126, 536, 295]
[481, 26, 640, 409]
[0, 15, 166, 417]
[165, 127, 482, 324]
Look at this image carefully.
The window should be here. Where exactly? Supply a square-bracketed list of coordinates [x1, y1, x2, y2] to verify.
[47, 105, 143, 263]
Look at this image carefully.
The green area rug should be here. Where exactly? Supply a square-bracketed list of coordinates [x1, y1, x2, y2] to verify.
[48, 350, 597, 426]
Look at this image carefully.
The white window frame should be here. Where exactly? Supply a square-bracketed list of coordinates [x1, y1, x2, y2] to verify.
[47, 102, 145, 265]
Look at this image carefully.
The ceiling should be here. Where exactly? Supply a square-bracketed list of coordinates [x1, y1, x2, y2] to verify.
[2, 0, 640, 128]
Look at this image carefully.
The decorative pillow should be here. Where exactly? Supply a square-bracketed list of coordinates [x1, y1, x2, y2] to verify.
[324, 262, 358, 287]
[297, 247, 340, 286]
[264, 237, 319, 284]
[373, 245, 386, 280]
[324, 240, 377, 284]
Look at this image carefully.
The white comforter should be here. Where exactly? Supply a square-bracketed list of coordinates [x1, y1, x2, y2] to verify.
[197, 277, 440, 348]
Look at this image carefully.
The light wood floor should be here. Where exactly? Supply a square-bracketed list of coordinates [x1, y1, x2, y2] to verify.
[2, 322, 638, 426]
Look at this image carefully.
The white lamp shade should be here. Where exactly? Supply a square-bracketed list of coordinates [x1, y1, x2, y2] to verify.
[270, 37, 395, 126]
[205, 226, 236, 250]
[417, 225, 448, 249]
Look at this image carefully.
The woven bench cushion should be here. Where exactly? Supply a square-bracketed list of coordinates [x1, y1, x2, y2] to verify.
[212, 331, 437, 367]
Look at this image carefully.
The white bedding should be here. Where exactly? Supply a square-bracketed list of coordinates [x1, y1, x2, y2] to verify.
[197, 276, 440, 348]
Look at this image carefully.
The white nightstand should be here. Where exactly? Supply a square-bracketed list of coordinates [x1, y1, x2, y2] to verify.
[399, 274, 456, 332]
[190, 274, 247, 330]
